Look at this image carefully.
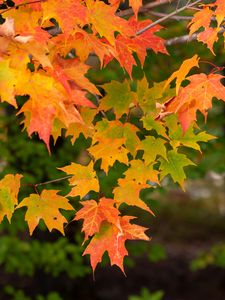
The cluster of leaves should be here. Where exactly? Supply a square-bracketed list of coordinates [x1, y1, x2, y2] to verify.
[0, 0, 225, 273]
[5, 286, 63, 300]
[129, 288, 164, 300]
[0, 236, 89, 278]
[191, 243, 225, 271]
[189, 0, 225, 53]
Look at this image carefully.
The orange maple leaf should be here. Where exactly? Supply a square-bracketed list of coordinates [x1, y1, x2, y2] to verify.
[75, 198, 120, 241]
[86, 0, 134, 46]
[188, 1, 225, 53]
[42, 0, 87, 34]
[105, 17, 167, 76]
[47, 56, 98, 108]
[164, 55, 199, 95]
[165, 73, 225, 131]
[18, 71, 83, 151]
[83, 216, 149, 272]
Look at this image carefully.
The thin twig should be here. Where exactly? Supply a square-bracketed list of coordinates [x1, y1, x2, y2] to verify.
[35, 175, 72, 187]
[188, 6, 201, 10]
[147, 10, 218, 22]
[136, 0, 202, 35]
[148, 11, 193, 20]
[33, 185, 40, 195]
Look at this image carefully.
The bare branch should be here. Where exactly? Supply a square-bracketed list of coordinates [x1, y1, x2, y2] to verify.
[148, 11, 193, 20]
[165, 27, 225, 46]
[35, 175, 72, 187]
[165, 33, 198, 46]
[136, 0, 202, 35]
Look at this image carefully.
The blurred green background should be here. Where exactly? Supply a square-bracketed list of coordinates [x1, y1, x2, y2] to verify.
[0, 5, 225, 300]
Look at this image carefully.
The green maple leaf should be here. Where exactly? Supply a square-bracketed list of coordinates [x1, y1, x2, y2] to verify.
[142, 114, 167, 138]
[140, 136, 167, 164]
[94, 120, 140, 155]
[159, 149, 195, 188]
[172, 128, 215, 151]
[137, 78, 175, 115]
[165, 115, 215, 151]
[99, 80, 136, 118]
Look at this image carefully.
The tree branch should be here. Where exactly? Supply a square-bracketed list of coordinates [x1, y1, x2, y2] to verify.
[165, 33, 198, 46]
[35, 175, 72, 187]
[165, 27, 225, 46]
[136, 0, 202, 35]
[148, 11, 193, 20]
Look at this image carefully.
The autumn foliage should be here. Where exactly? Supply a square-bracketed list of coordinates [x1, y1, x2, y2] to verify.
[0, 0, 224, 273]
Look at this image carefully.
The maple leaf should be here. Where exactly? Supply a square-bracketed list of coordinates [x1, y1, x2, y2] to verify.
[188, 1, 225, 53]
[215, 0, 225, 26]
[165, 73, 225, 131]
[142, 114, 167, 138]
[64, 29, 116, 67]
[50, 29, 115, 67]
[93, 120, 140, 155]
[4, 9, 42, 34]
[88, 138, 129, 172]
[0, 17, 51, 68]
[66, 107, 95, 144]
[137, 78, 175, 116]
[140, 136, 167, 164]
[18, 71, 83, 151]
[159, 149, 195, 188]
[0, 16, 34, 45]
[83, 216, 149, 272]
[49, 56, 99, 101]
[173, 128, 215, 151]
[113, 159, 158, 212]
[17, 190, 74, 235]
[137, 77, 157, 114]
[59, 161, 99, 198]
[42, 0, 87, 34]
[86, 0, 134, 46]
[19, 40, 52, 68]
[165, 115, 215, 151]
[164, 55, 200, 94]
[0, 174, 22, 223]
[128, 17, 167, 59]
[129, 0, 142, 17]
[113, 178, 154, 214]
[107, 17, 167, 76]
[189, 7, 214, 36]
[124, 160, 159, 185]
[0, 59, 20, 106]
[20, 101, 55, 152]
[196, 28, 220, 54]
[74, 198, 120, 241]
[99, 80, 137, 118]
